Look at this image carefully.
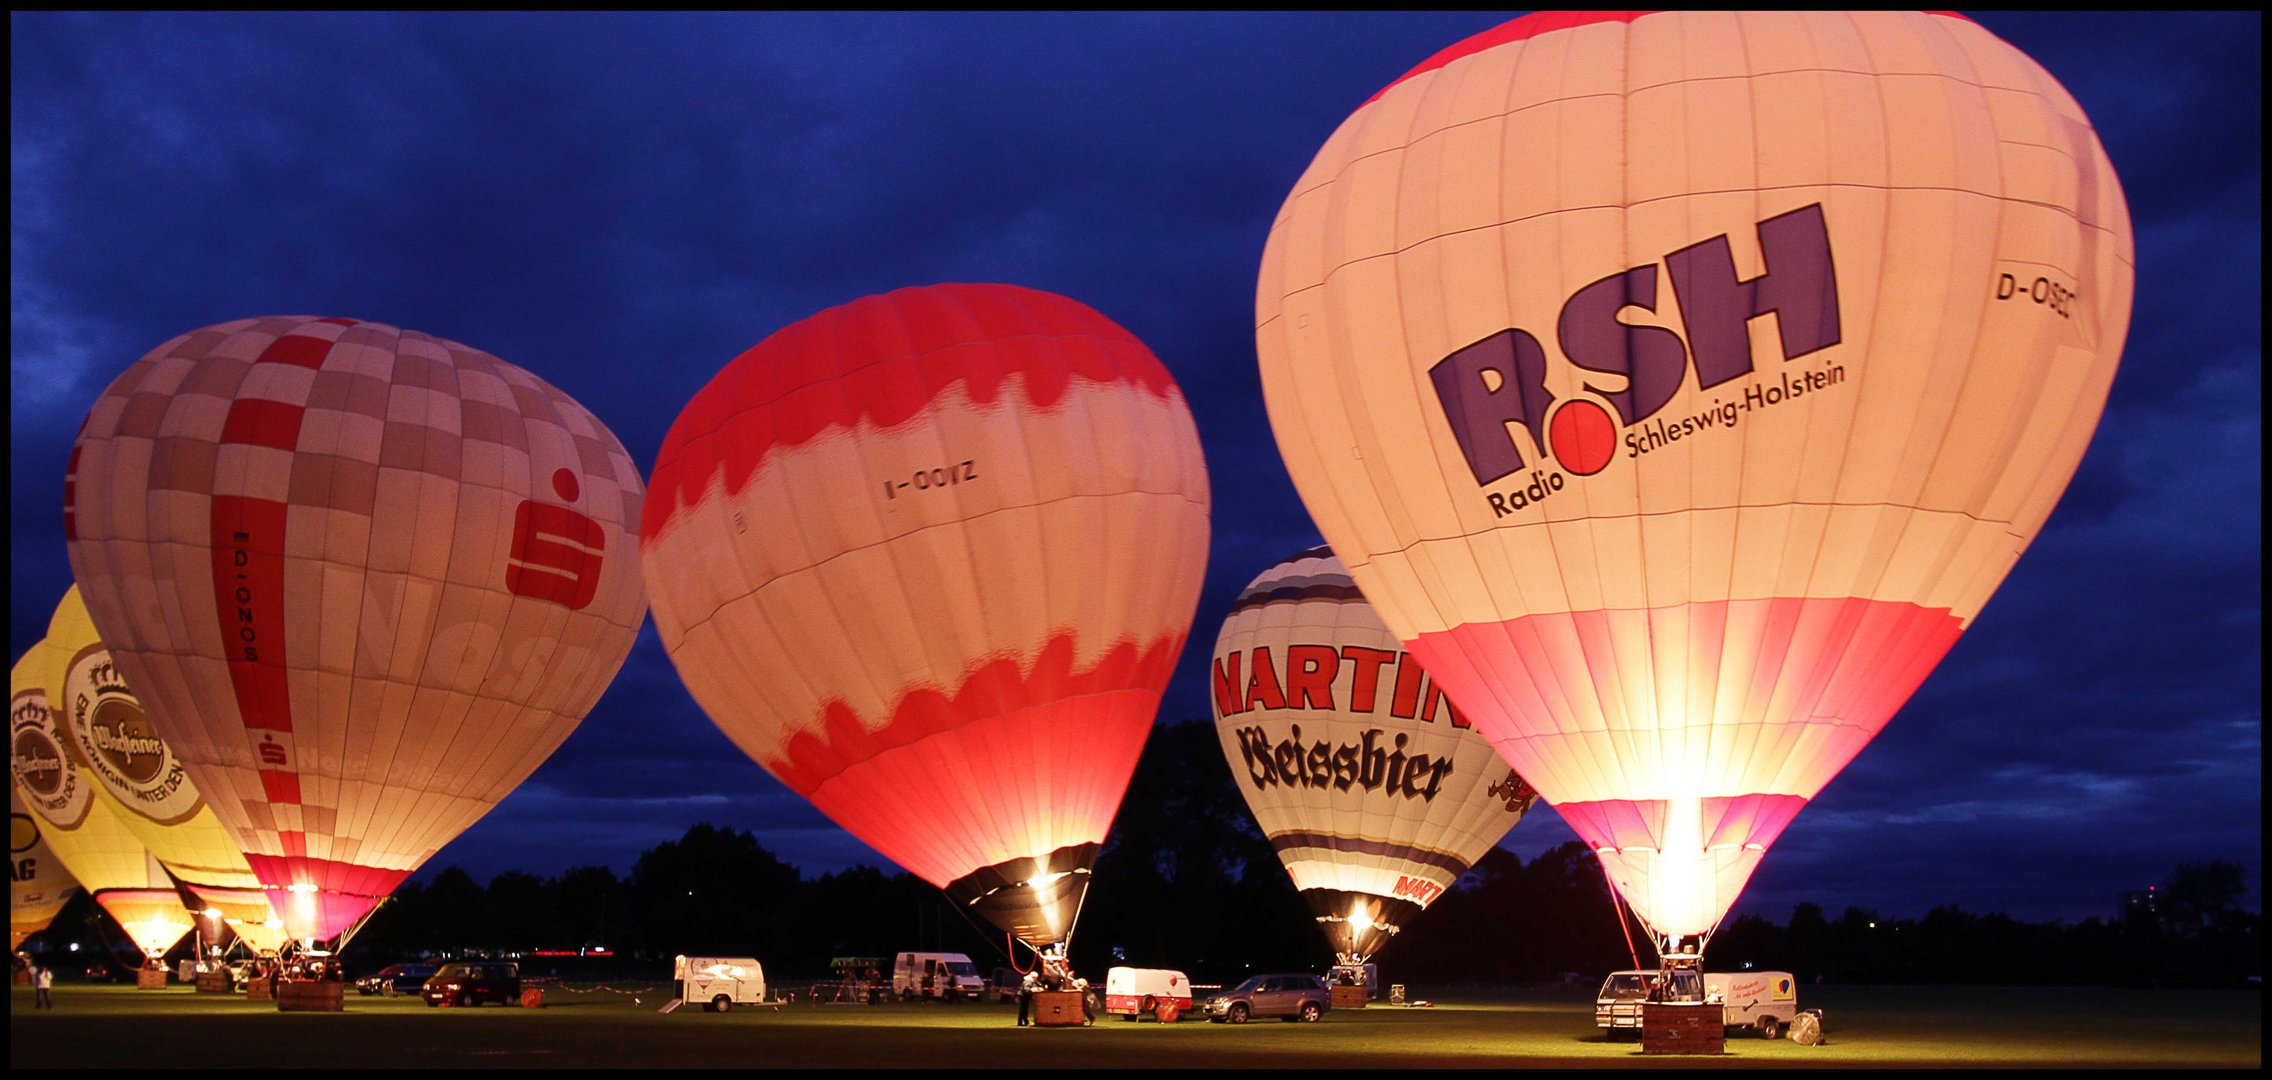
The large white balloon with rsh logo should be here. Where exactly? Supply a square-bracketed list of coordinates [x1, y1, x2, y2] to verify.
[1256, 10, 2132, 951]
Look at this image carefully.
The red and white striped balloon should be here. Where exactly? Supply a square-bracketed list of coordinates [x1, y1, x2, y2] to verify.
[642, 283, 1210, 949]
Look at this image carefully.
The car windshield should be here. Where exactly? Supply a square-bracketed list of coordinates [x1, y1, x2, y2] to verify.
[1229, 976, 1267, 994]
[1604, 974, 1651, 999]
[945, 962, 977, 976]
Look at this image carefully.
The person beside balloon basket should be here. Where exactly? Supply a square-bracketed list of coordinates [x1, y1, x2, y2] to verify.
[1016, 969, 1041, 1027]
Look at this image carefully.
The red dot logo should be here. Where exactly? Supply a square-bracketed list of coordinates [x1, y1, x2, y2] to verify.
[552, 468, 580, 501]
[1547, 399, 1616, 476]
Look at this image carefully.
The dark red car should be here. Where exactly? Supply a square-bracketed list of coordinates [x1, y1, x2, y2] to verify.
[420, 961, 521, 1007]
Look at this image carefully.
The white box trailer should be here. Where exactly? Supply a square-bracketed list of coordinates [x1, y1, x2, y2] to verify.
[1704, 971, 1800, 1039]
[677, 955, 768, 1012]
[1103, 966, 1193, 1020]
[892, 951, 984, 1001]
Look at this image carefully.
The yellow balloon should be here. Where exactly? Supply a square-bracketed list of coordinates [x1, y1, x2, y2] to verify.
[12, 639, 189, 962]
[45, 585, 287, 953]
[11, 783, 80, 949]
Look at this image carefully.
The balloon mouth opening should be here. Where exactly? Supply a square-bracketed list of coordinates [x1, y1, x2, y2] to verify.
[1585, 794, 1780, 949]
[945, 843, 1100, 949]
[1300, 889, 1419, 963]
[121, 924, 192, 955]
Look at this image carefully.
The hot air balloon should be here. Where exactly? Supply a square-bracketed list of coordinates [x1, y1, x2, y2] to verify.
[63, 316, 649, 945]
[1256, 11, 2131, 960]
[1213, 546, 1538, 965]
[642, 283, 1210, 952]
[44, 585, 288, 956]
[12, 642, 192, 967]
[11, 783, 81, 950]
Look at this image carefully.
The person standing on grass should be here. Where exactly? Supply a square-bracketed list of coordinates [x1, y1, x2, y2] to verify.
[34, 964, 54, 1009]
[1017, 969, 1041, 1026]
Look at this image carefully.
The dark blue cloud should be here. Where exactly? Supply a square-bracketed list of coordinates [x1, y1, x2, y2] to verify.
[11, 11, 2259, 921]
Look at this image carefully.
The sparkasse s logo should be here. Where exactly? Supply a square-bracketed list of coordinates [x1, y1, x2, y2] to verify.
[1429, 203, 1845, 517]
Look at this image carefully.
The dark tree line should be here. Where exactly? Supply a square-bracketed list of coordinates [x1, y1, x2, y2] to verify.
[1704, 859, 2259, 987]
[34, 721, 2253, 989]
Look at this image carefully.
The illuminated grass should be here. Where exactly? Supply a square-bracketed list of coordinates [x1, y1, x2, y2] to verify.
[8, 983, 2260, 1068]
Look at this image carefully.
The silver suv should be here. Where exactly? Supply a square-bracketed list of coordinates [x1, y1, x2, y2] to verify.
[1202, 973, 1331, 1024]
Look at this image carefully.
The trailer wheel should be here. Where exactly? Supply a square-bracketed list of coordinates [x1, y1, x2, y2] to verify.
[714, 995, 733, 1013]
[1140, 995, 1156, 1016]
[1757, 1017, 1782, 1040]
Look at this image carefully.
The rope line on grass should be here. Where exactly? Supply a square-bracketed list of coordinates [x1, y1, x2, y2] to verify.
[543, 983, 661, 996]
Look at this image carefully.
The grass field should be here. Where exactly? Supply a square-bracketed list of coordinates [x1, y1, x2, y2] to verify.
[8, 980, 2260, 1068]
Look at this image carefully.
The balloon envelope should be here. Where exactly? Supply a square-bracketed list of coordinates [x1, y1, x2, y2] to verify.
[1256, 11, 2131, 941]
[11, 783, 81, 950]
[642, 283, 1210, 948]
[1213, 547, 1537, 962]
[45, 585, 287, 953]
[12, 643, 189, 961]
[64, 316, 648, 941]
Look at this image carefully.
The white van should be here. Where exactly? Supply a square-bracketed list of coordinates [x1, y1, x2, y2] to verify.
[1104, 966, 1193, 1020]
[676, 955, 768, 1012]
[892, 951, 984, 1001]
[1594, 969, 1798, 1039]
[1595, 968, 1701, 1036]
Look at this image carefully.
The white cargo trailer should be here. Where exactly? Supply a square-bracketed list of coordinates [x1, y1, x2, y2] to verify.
[677, 955, 768, 1013]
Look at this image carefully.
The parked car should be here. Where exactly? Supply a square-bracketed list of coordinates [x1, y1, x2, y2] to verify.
[987, 967, 1024, 1004]
[357, 962, 439, 996]
[1593, 967, 1707, 1039]
[420, 961, 521, 1007]
[1201, 973, 1331, 1024]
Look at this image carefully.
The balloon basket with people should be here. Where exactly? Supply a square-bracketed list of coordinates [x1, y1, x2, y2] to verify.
[1009, 945, 1097, 1028]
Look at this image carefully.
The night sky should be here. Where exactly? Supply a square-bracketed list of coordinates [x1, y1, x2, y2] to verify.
[11, 12, 2260, 926]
